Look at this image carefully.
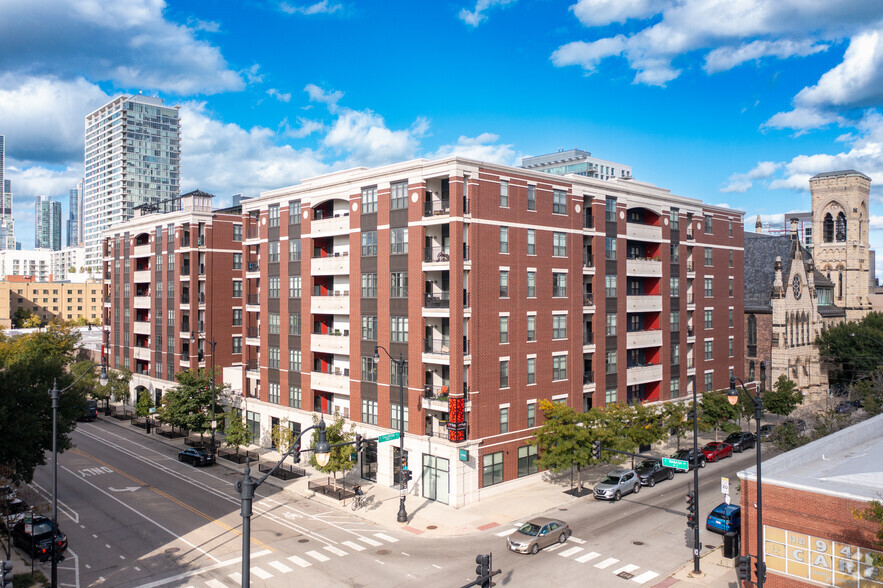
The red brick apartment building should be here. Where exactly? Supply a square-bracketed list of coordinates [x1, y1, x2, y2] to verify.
[105, 159, 744, 507]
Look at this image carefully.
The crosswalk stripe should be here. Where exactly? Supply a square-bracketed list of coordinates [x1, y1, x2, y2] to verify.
[558, 547, 584, 558]
[613, 564, 639, 575]
[227, 573, 241, 584]
[359, 537, 382, 547]
[575, 551, 601, 563]
[286, 555, 312, 568]
[306, 550, 330, 562]
[343, 540, 366, 551]
[252, 567, 273, 580]
[595, 557, 619, 569]
[374, 533, 398, 543]
[545, 543, 565, 552]
[268, 561, 292, 573]
[206, 581, 227, 588]
[324, 545, 348, 557]
[569, 537, 586, 544]
[495, 528, 517, 537]
[631, 571, 660, 584]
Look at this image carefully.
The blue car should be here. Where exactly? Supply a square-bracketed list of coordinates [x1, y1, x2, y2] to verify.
[706, 503, 741, 534]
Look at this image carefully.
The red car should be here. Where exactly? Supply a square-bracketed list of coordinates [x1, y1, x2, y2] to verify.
[701, 442, 733, 462]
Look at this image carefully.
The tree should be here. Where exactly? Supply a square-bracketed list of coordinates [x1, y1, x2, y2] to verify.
[0, 325, 85, 484]
[532, 400, 597, 491]
[853, 500, 883, 566]
[308, 413, 355, 479]
[816, 312, 883, 388]
[22, 314, 42, 328]
[271, 419, 297, 454]
[223, 409, 250, 452]
[156, 369, 214, 436]
[699, 390, 740, 441]
[661, 401, 691, 450]
[135, 390, 154, 417]
[765, 375, 803, 422]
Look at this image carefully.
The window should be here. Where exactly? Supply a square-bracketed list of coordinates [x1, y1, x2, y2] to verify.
[553, 189, 566, 214]
[606, 275, 617, 297]
[605, 237, 617, 260]
[670, 277, 680, 297]
[500, 227, 509, 253]
[728, 278, 734, 298]
[289, 239, 301, 261]
[361, 315, 377, 340]
[552, 355, 567, 381]
[704, 214, 713, 234]
[527, 358, 536, 385]
[246, 411, 260, 445]
[269, 312, 280, 334]
[500, 360, 509, 388]
[391, 181, 408, 209]
[390, 228, 408, 254]
[500, 407, 509, 433]
[232, 281, 242, 298]
[390, 404, 409, 432]
[268, 383, 280, 404]
[728, 219, 733, 237]
[391, 272, 408, 298]
[705, 373, 713, 392]
[268, 204, 280, 227]
[518, 445, 538, 477]
[361, 186, 377, 214]
[233, 253, 242, 270]
[606, 312, 617, 336]
[289, 312, 300, 335]
[269, 241, 280, 262]
[500, 270, 509, 297]
[527, 229, 535, 255]
[361, 356, 377, 382]
[268, 346, 280, 368]
[527, 271, 536, 297]
[391, 361, 408, 387]
[606, 350, 617, 374]
[290, 276, 301, 297]
[289, 200, 301, 223]
[729, 251, 733, 268]
[705, 277, 713, 297]
[670, 377, 680, 399]
[671, 244, 680, 263]
[391, 316, 408, 343]
[606, 388, 617, 404]
[233, 224, 242, 241]
[289, 349, 301, 371]
[749, 361, 755, 381]
[553, 273, 567, 297]
[269, 276, 280, 298]
[362, 399, 377, 424]
[705, 340, 713, 360]
[553, 232, 567, 257]
[362, 273, 377, 298]
[704, 310, 713, 330]
[500, 180, 509, 207]
[482, 451, 504, 487]
[672, 343, 680, 365]
[361, 231, 377, 256]
[729, 338, 734, 357]
[168, 253, 174, 270]
[500, 316, 509, 343]
[670, 207, 679, 230]
[729, 308, 734, 328]
[527, 185, 535, 210]
[670, 310, 680, 331]
[605, 197, 616, 221]
[553, 314, 567, 339]
[527, 315, 536, 341]
[289, 385, 301, 408]
[705, 248, 713, 266]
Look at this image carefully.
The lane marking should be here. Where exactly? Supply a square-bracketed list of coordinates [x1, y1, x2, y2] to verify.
[124, 550, 271, 588]
[228, 573, 241, 584]
[631, 571, 660, 584]
[323, 545, 348, 557]
[558, 547, 584, 558]
[359, 537, 382, 547]
[286, 556, 311, 568]
[545, 543, 565, 552]
[495, 528, 517, 537]
[305, 550, 330, 562]
[268, 561, 292, 573]
[342, 541, 365, 551]
[576, 552, 601, 563]
[205, 581, 227, 588]
[595, 557, 619, 569]
[252, 567, 272, 580]
[374, 533, 398, 543]
[570, 537, 586, 544]
[613, 564, 639, 575]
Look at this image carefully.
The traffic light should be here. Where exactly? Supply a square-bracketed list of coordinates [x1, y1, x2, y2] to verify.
[685, 491, 696, 528]
[355, 434, 364, 453]
[754, 559, 766, 584]
[592, 440, 601, 460]
[1, 560, 12, 588]
[403, 469, 413, 483]
[475, 553, 491, 588]
[292, 442, 301, 464]
[736, 555, 751, 582]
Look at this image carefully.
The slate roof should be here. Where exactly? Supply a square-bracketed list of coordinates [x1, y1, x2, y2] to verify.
[811, 169, 871, 181]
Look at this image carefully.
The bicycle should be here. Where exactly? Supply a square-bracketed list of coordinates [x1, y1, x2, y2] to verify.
[351, 493, 373, 511]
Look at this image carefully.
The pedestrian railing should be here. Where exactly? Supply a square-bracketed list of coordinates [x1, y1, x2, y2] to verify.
[258, 462, 306, 481]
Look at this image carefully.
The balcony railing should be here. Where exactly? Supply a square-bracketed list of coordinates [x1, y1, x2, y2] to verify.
[247, 227, 259, 239]
[198, 292, 205, 304]
[181, 322, 190, 333]
[198, 320, 205, 333]
[584, 214, 594, 229]
[424, 246, 451, 263]
[247, 295, 259, 305]
[584, 293, 594, 306]
[424, 385, 451, 399]
[424, 338, 451, 354]
[198, 236, 205, 247]
[583, 254, 594, 268]
[424, 200, 450, 216]
[583, 333, 594, 345]
[686, 232, 695, 241]
[424, 291, 450, 308]
[686, 262, 694, 272]
[248, 261, 259, 272]
[246, 360, 259, 372]
[247, 327, 259, 338]
[583, 372, 594, 385]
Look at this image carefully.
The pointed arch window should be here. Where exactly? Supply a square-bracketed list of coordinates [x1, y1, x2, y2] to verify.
[823, 213, 834, 242]
[747, 315, 757, 357]
[836, 212, 847, 241]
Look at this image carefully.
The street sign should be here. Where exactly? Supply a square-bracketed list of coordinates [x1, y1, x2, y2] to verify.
[378, 432, 400, 443]
[459, 449, 469, 462]
[721, 477, 730, 495]
[662, 457, 690, 471]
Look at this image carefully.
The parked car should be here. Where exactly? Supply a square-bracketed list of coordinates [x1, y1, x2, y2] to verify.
[77, 399, 98, 422]
[635, 459, 674, 487]
[724, 431, 756, 452]
[1, 498, 28, 531]
[178, 448, 214, 467]
[759, 424, 776, 441]
[594, 469, 640, 501]
[506, 517, 572, 554]
[701, 442, 733, 462]
[706, 503, 741, 534]
[670, 449, 707, 470]
[783, 418, 807, 432]
[12, 516, 68, 561]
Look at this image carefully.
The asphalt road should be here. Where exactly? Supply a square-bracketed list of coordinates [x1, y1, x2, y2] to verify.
[26, 421, 766, 588]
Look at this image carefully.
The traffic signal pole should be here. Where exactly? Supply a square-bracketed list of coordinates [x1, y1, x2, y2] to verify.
[691, 374, 701, 575]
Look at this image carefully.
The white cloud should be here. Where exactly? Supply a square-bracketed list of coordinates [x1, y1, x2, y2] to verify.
[869, 214, 883, 230]
[322, 108, 424, 167]
[721, 162, 781, 192]
[305, 84, 344, 111]
[5, 163, 84, 202]
[763, 107, 844, 132]
[283, 118, 325, 139]
[429, 133, 518, 165]
[704, 39, 828, 73]
[267, 88, 292, 102]
[279, 1, 345, 15]
[720, 180, 752, 193]
[551, 36, 628, 72]
[459, 0, 517, 28]
[571, 0, 667, 27]
[0, 0, 243, 95]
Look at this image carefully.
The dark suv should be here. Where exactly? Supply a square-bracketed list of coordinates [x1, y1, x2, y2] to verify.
[724, 431, 756, 452]
[12, 516, 67, 561]
[635, 459, 674, 487]
[671, 449, 707, 470]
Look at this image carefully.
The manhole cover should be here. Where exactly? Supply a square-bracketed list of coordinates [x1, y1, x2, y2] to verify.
[164, 548, 179, 554]
[617, 572, 635, 580]
[426, 525, 437, 530]
[298, 539, 309, 543]
[633, 541, 644, 546]
[377, 549, 391, 556]
[559, 508, 568, 511]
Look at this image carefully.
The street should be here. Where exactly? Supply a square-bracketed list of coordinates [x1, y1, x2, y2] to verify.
[25, 419, 760, 587]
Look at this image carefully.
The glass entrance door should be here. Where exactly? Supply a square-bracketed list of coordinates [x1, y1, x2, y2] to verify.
[422, 455, 449, 504]
[360, 440, 377, 482]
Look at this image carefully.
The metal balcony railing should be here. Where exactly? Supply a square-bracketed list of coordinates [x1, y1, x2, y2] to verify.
[584, 293, 595, 306]
[198, 292, 205, 304]
[424, 385, 451, 399]
[584, 214, 594, 229]
[583, 372, 594, 385]
[424, 247, 451, 263]
[686, 262, 694, 272]
[247, 294, 259, 305]
[248, 261, 259, 272]
[424, 338, 451, 354]
[424, 200, 450, 217]
[198, 236, 205, 246]
[181, 322, 190, 333]
[247, 227, 259, 239]
[583, 253, 594, 268]
[424, 291, 450, 308]
[583, 333, 594, 345]
[247, 327, 259, 338]
[198, 320, 205, 332]
[246, 360, 259, 372]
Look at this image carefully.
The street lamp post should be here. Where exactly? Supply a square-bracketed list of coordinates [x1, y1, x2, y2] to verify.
[729, 361, 767, 588]
[235, 417, 330, 588]
[192, 333, 217, 457]
[373, 345, 408, 523]
[50, 359, 108, 588]
[690, 374, 700, 575]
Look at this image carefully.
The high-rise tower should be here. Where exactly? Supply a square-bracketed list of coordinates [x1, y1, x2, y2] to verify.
[35, 195, 62, 250]
[83, 95, 180, 273]
[0, 134, 14, 251]
[67, 184, 83, 246]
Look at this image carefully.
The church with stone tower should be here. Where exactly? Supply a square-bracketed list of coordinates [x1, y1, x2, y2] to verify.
[744, 170, 872, 399]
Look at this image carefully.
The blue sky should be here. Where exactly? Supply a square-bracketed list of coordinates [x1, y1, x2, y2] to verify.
[2, 0, 883, 273]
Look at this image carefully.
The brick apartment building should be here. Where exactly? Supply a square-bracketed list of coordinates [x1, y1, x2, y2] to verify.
[0, 276, 103, 328]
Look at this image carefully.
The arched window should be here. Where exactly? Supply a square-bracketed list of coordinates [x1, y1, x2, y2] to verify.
[747, 315, 757, 357]
[836, 212, 847, 241]
[749, 360, 755, 381]
[823, 213, 834, 242]
[838, 269, 843, 299]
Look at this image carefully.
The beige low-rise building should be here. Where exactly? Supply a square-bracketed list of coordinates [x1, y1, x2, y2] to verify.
[0, 278, 103, 328]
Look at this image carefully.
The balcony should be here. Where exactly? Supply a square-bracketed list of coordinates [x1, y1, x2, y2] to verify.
[311, 254, 350, 276]
[687, 328, 696, 343]
[421, 396, 451, 413]
[133, 270, 151, 283]
[583, 213, 594, 230]
[424, 291, 450, 309]
[424, 338, 451, 355]
[626, 295, 662, 313]
[311, 213, 349, 236]
[627, 363, 663, 386]
[583, 333, 595, 351]
[134, 296, 151, 309]
[198, 292, 205, 305]
[583, 254, 594, 272]
[626, 222, 662, 242]
[626, 257, 663, 277]
[133, 347, 151, 361]
[311, 332, 350, 355]
[246, 359, 260, 379]
[247, 227, 259, 240]
[133, 321, 151, 335]
[626, 329, 663, 349]
[311, 370, 350, 395]
[583, 293, 595, 308]
[583, 371, 595, 392]
[311, 292, 350, 315]
[424, 246, 451, 264]
[424, 200, 450, 217]
[133, 244, 151, 258]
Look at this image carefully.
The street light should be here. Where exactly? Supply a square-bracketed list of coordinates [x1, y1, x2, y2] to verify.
[373, 344, 408, 523]
[728, 361, 767, 588]
[235, 417, 330, 588]
[191, 332, 217, 458]
[50, 358, 108, 588]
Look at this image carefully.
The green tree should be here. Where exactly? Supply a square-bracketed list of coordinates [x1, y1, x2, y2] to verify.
[765, 375, 803, 422]
[271, 419, 297, 453]
[308, 413, 355, 480]
[661, 401, 691, 450]
[135, 390, 154, 417]
[532, 400, 597, 491]
[22, 314, 42, 328]
[156, 368, 215, 436]
[699, 390, 740, 441]
[816, 312, 883, 388]
[853, 500, 883, 564]
[223, 409, 250, 452]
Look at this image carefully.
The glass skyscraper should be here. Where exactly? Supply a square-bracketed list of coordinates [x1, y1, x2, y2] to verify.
[35, 195, 62, 250]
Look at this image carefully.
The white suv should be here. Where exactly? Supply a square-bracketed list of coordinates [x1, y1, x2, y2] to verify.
[593, 468, 640, 501]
